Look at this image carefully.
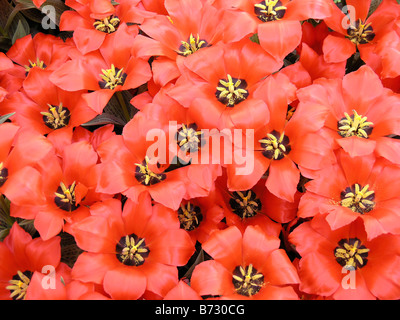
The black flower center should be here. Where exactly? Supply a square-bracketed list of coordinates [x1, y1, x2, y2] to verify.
[259, 130, 291, 160]
[229, 190, 262, 219]
[216, 74, 249, 108]
[254, 0, 287, 22]
[177, 33, 209, 56]
[135, 156, 166, 186]
[347, 19, 375, 45]
[93, 15, 120, 33]
[334, 238, 369, 270]
[337, 110, 373, 139]
[340, 183, 375, 214]
[175, 123, 205, 153]
[116, 233, 149, 266]
[24, 58, 46, 73]
[41, 103, 71, 130]
[54, 181, 79, 212]
[232, 264, 264, 297]
[6, 270, 33, 300]
[99, 64, 127, 90]
[178, 202, 203, 231]
[0, 163, 8, 187]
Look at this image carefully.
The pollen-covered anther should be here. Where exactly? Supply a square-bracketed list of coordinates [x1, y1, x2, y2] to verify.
[41, 102, 71, 130]
[254, 0, 287, 22]
[338, 110, 374, 138]
[230, 190, 262, 219]
[93, 15, 120, 33]
[24, 58, 46, 73]
[135, 156, 166, 186]
[178, 202, 203, 231]
[347, 19, 375, 45]
[54, 181, 79, 212]
[232, 264, 264, 297]
[116, 234, 149, 266]
[176, 123, 204, 153]
[177, 33, 208, 56]
[216, 74, 249, 107]
[0, 162, 8, 187]
[259, 130, 291, 160]
[340, 183, 375, 214]
[334, 238, 369, 270]
[99, 64, 126, 90]
[6, 270, 32, 300]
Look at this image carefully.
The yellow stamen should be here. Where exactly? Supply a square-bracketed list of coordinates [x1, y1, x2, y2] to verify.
[254, 0, 287, 22]
[340, 183, 375, 214]
[99, 64, 125, 90]
[24, 58, 45, 73]
[338, 110, 373, 139]
[216, 74, 248, 107]
[177, 33, 207, 56]
[93, 15, 120, 33]
[347, 19, 375, 45]
[6, 271, 31, 300]
[134, 156, 165, 186]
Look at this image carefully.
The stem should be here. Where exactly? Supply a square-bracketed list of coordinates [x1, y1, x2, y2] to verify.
[116, 91, 131, 123]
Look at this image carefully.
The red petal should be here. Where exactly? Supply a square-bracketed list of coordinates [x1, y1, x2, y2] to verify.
[298, 252, 341, 297]
[163, 280, 201, 300]
[202, 226, 242, 271]
[260, 249, 300, 285]
[147, 229, 195, 266]
[71, 215, 119, 253]
[4, 223, 32, 265]
[82, 90, 114, 114]
[336, 136, 376, 157]
[3, 166, 46, 206]
[140, 262, 178, 297]
[151, 58, 181, 87]
[26, 271, 67, 300]
[191, 260, 233, 297]
[332, 271, 376, 300]
[103, 266, 146, 300]
[32, 0, 46, 8]
[258, 20, 302, 62]
[73, 27, 106, 55]
[322, 34, 356, 63]
[285, 0, 332, 21]
[34, 209, 65, 241]
[242, 225, 281, 266]
[71, 252, 118, 284]
[25, 236, 61, 272]
[149, 179, 187, 211]
[346, 0, 372, 21]
[266, 157, 299, 203]
[342, 65, 384, 115]
[0, 52, 14, 71]
[50, 59, 100, 92]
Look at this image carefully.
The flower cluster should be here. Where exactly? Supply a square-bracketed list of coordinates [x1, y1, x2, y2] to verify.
[0, 0, 399, 300]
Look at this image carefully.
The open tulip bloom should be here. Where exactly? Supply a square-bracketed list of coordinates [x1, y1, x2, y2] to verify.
[0, 0, 399, 301]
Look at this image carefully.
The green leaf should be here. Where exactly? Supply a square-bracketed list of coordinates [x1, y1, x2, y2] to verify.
[0, 112, 15, 124]
[183, 249, 205, 280]
[82, 113, 126, 127]
[11, 20, 27, 44]
[249, 33, 260, 44]
[5, 3, 35, 35]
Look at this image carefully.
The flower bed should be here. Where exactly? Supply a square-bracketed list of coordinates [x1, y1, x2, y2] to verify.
[0, 0, 399, 300]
